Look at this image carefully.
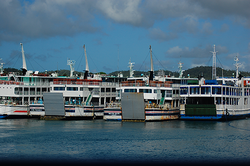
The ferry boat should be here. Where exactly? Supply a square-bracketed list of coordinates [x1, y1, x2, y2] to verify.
[47, 45, 123, 119]
[0, 43, 51, 119]
[104, 45, 197, 121]
[0, 44, 123, 119]
[179, 47, 250, 120]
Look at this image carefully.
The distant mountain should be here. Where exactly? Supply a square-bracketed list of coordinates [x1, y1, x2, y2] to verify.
[182, 66, 250, 80]
[109, 66, 250, 80]
[3, 66, 250, 80]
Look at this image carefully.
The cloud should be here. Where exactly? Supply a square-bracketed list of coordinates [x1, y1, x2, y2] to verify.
[201, 22, 213, 35]
[166, 44, 228, 58]
[0, 0, 250, 44]
[148, 28, 178, 42]
[97, 0, 143, 26]
[191, 63, 206, 68]
[169, 16, 199, 34]
[0, 0, 99, 43]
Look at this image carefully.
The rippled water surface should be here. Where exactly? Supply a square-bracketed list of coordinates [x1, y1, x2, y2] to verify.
[0, 118, 250, 165]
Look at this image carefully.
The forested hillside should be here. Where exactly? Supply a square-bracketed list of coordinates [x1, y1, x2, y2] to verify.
[3, 66, 250, 80]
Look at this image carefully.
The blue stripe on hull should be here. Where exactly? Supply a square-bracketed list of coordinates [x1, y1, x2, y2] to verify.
[180, 114, 250, 120]
[180, 115, 223, 120]
[105, 118, 122, 121]
[0, 115, 8, 119]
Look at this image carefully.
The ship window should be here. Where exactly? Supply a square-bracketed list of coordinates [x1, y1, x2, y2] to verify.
[190, 87, 199, 94]
[124, 89, 137, 92]
[139, 89, 152, 93]
[244, 98, 248, 105]
[54, 87, 65, 91]
[166, 90, 172, 97]
[201, 87, 210, 94]
[180, 87, 188, 95]
[212, 87, 221, 94]
[216, 97, 221, 104]
[80, 87, 88, 91]
[67, 87, 78, 91]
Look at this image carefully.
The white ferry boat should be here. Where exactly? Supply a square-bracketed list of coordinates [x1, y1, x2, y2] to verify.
[0, 43, 51, 119]
[46, 45, 122, 119]
[104, 45, 197, 121]
[0, 44, 123, 119]
[179, 47, 250, 120]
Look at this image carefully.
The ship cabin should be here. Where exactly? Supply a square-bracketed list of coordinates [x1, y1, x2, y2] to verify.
[179, 77, 250, 119]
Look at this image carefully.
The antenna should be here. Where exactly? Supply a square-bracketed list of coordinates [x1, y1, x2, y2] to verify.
[67, 59, 76, 77]
[210, 45, 218, 80]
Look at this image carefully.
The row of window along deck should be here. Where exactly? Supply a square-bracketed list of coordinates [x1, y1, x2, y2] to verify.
[180, 86, 250, 96]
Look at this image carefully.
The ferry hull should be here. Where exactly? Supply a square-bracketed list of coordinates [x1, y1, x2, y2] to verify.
[104, 107, 180, 121]
[65, 105, 104, 119]
[180, 114, 250, 121]
[103, 107, 122, 121]
[145, 108, 180, 121]
[0, 105, 29, 119]
[180, 104, 250, 121]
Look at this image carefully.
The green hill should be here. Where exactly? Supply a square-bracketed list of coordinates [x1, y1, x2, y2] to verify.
[3, 66, 250, 80]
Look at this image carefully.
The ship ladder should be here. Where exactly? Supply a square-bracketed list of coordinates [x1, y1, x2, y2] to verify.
[160, 97, 165, 105]
[85, 91, 93, 106]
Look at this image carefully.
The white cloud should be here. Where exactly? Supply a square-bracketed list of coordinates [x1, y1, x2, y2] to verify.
[167, 44, 228, 58]
[167, 46, 183, 54]
[191, 63, 206, 68]
[201, 22, 213, 35]
[97, 0, 142, 26]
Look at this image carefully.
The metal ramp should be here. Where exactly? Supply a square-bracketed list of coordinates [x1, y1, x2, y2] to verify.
[121, 92, 145, 121]
[43, 93, 65, 116]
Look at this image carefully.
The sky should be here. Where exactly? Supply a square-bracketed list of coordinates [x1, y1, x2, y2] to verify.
[0, 0, 250, 75]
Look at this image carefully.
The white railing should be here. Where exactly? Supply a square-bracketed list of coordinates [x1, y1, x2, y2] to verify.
[52, 81, 117, 87]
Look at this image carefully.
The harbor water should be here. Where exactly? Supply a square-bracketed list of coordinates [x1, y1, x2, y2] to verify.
[0, 118, 250, 165]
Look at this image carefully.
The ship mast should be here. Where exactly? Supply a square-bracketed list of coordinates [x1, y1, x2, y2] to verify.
[211, 45, 218, 80]
[178, 61, 183, 78]
[234, 54, 241, 78]
[149, 45, 153, 81]
[20, 43, 27, 76]
[128, 58, 135, 78]
[83, 44, 89, 79]
[0, 58, 4, 74]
